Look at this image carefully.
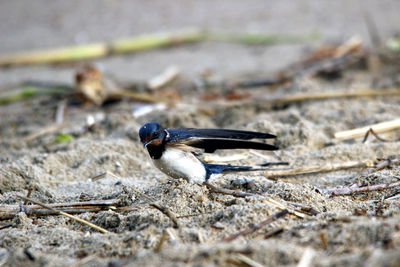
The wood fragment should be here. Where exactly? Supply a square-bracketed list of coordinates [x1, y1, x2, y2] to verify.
[24, 123, 65, 142]
[235, 254, 265, 267]
[204, 181, 255, 198]
[335, 118, 400, 141]
[263, 160, 372, 178]
[221, 209, 288, 242]
[0, 199, 121, 220]
[55, 100, 66, 124]
[0, 224, 14, 230]
[264, 228, 284, 239]
[155, 229, 169, 252]
[372, 158, 400, 172]
[268, 89, 400, 106]
[17, 196, 109, 233]
[362, 128, 390, 143]
[386, 194, 400, 201]
[296, 247, 315, 267]
[262, 197, 306, 218]
[210, 89, 400, 108]
[23, 188, 33, 205]
[286, 201, 319, 216]
[147, 66, 180, 90]
[319, 232, 328, 250]
[110, 90, 164, 103]
[319, 181, 400, 196]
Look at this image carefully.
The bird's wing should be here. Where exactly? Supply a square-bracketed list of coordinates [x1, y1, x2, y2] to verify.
[167, 128, 275, 140]
[166, 128, 277, 153]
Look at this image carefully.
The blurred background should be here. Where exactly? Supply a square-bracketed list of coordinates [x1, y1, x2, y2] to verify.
[1, 0, 399, 86]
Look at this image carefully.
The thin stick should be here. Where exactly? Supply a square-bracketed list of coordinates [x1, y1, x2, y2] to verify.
[55, 100, 66, 124]
[0, 86, 72, 105]
[221, 209, 288, 242]
[209, 89, 400, 108]
[147, 66, 181, 90]
[25, 123, 65, 142]
[1, 199, 121, 220]
[319, 181, 400, 196]
[335, 118, 400, 141]
[267, 89, 400, 106]
[263, 160, 372, 178]
[0, 224, 13, 230]
[262, 197, 306, 218]
[0, 30, 316, 66]
[286, 201, 319, 216]
[235, 254, 265, 267]
[17, 196, 109, 233]
[372, 158, 400, 171]
[110, 90, 164, 103]
[204, 181, 255, 197]
[296, 247, 315, 267]
[23, 188, 33, 205]
[362, 128, 390, 143]
[0, 30, 204, 66]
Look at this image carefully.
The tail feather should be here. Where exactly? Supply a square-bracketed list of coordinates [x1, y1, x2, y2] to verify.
[203, 162, 287, 179]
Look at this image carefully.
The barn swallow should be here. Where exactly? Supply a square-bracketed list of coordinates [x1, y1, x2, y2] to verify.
[139, 122, 284, 184]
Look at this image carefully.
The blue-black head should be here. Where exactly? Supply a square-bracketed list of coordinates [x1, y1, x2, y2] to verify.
[139, 122, 166, 148]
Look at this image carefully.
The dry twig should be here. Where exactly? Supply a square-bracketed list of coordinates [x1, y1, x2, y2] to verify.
[263, 160, 372, 178]
[296, 247, 315, 267]
[147, 66, 181, 90]
[0, 30, 316, 66]
[266, 89, 400, 106]
[221, 209, 288, 242]
[204, 181, 255, 197]
[372, 158, 400, 172]
[0, 199, 120, 220]
[17, 195, 108, 233]
[362, 128, 390, 143]
[212, 89, 400, 109]
[235, 254, 265, 267]
[319, 181, 400, 196]
[24, 123, 65, 142]
[335, 118, 400, 141]
[262, 197, 308, 218]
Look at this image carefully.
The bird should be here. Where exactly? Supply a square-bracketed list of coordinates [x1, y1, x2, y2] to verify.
[139, 122, 284, 184]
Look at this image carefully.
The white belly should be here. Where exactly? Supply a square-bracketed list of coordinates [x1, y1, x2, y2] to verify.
[152, 148, 207, 184]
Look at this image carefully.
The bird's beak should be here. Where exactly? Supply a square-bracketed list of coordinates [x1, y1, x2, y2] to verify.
[143, 141, 150, 148]
[143, 138, 162, 148]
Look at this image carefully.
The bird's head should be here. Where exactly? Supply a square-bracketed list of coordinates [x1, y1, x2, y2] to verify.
[139, 122, 166, 148]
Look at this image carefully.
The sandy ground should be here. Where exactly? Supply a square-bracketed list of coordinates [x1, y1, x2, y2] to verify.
[1, 1, 400, 266]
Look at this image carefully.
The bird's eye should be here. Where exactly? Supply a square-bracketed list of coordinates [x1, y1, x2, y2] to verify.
[153, 132, 159, 138]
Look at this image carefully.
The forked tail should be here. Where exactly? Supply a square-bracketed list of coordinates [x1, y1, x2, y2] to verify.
[203, 162, 288, 179]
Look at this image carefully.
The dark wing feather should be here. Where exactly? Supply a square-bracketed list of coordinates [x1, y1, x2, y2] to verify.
[167, 128, 275, 141]
[178, 137, 278, 153]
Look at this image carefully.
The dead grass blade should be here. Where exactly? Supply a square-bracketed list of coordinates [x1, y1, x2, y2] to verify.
[17, 195, 108, 233]
[0, 199, 120, 220]
[204, 181, 256, 197]
[334, 118, 400, 141]
[319, 181, 400, 196]
[263, 160, 372, 178]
